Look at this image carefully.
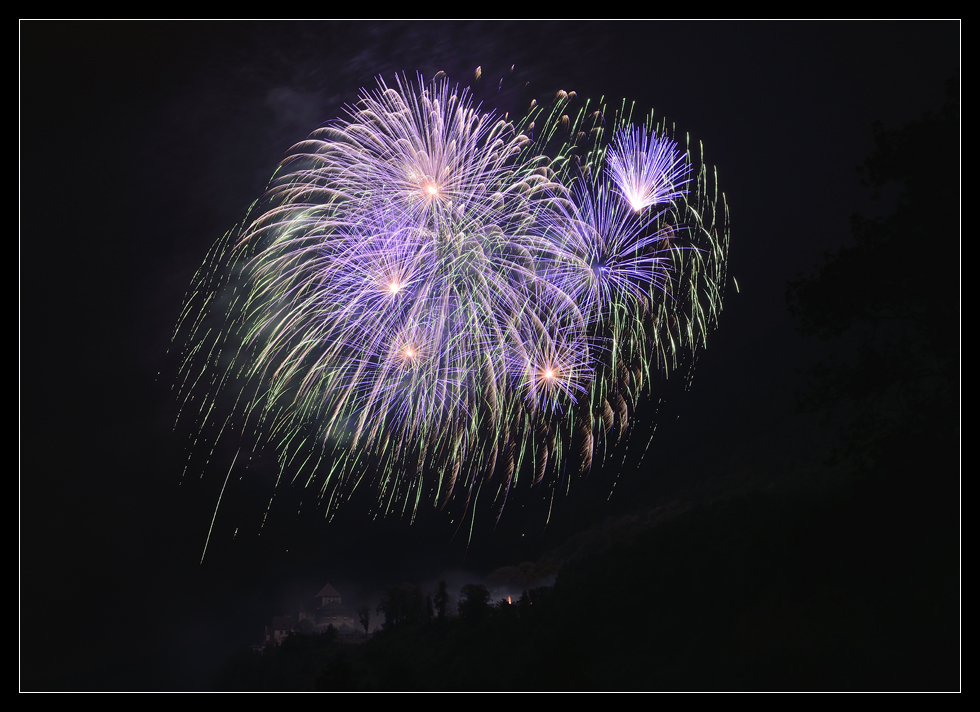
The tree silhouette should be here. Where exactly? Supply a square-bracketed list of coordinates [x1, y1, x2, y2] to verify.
[786, 77, 958, 476]
[434, 580, 449, 621]
[357, 604, 370, 635]
[457, 583, 492, 623]
[376, 583, 427, 630]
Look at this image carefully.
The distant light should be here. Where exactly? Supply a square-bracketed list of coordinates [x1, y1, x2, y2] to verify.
[544, 369, 554, 380]
[425, 184, 439, 197]
[389, 281, 401, 293]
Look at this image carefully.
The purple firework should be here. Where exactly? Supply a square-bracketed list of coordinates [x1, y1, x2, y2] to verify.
[174, 73, 729, 547]
[605, 124, 693, 213]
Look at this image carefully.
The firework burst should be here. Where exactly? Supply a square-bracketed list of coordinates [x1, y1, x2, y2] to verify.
[173, 73, 729, 552]
[606, 124, 693, 213]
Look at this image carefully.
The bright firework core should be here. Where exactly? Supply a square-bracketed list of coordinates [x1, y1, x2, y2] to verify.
[175, 72, 729, 534]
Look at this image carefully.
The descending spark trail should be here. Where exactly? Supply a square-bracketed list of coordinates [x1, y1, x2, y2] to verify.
[174, 72, 729, 550]
[202, 448, 239, 564]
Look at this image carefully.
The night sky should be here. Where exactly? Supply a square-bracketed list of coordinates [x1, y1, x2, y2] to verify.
[20, 21, 959, 690]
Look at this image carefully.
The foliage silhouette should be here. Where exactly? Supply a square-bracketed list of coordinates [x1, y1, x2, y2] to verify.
[434, 581, 449, 621]
[786, 77, 958, 475]
[457, 583, 492, 623]
[357, 604, 370, 635]
[377, 583, 428, 630]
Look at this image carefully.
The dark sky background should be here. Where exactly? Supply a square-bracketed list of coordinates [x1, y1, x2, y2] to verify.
[20, 21, 959, 690]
